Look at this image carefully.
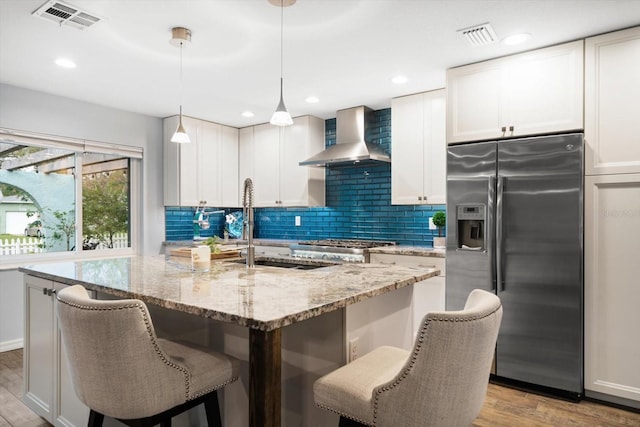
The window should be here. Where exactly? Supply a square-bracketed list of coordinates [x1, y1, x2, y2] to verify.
[0, 129, 141, 261]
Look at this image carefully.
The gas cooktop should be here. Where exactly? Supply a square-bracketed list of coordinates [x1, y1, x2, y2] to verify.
[290, 239, 396, 263]
[297, 239, 396, 249]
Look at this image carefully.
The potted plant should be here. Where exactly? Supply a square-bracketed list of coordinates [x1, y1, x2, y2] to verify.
[432, 211, 446, 249]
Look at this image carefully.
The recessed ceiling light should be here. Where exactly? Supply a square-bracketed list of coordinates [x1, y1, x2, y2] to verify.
[241, 111, 255, 118]
[305, 96, 319, 104]
[502, 33, 532, 46]
[55, 58, 77, 69]
[392, 75, 408, 84]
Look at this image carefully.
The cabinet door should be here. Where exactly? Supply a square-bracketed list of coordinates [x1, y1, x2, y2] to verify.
[446, 60, 504, 143]
[392, 90, 446, 205]
[252, 123, 280, 207]
[199, 120, 222, 206]
[392, 93, 425, 204]
[54, 281, 90, 427]
[585, 27, 640, 175]
[24, 275, 55, 421]
[177, 116, 201, 206]
[221, 126, 240, 207]
[238, 126, 256, 199]
[506, 40, 584, 137]
[585, 174, 640, 403]
[422, 90, 447, 204]
[280, 117, 311, 206]
[163, 115, 200, 207]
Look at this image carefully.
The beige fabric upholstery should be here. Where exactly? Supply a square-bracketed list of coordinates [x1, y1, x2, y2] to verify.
[314, 289, 503, 427]
[56, 285, 240, 420]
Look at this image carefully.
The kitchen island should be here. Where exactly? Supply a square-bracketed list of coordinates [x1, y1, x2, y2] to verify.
[20, 255, 439, 427]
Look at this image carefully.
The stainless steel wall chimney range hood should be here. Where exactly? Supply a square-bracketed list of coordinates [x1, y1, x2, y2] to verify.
[299, 106, 391, 167]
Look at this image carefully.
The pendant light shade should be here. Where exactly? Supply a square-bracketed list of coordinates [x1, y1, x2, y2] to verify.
[270, 0, 294, 127]
[170, 27, 191, 143]
[171, 106, 190, 143]
[271, 78, 293, 126]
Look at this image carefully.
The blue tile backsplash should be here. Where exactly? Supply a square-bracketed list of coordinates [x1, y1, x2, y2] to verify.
[165, 108, 445, 246]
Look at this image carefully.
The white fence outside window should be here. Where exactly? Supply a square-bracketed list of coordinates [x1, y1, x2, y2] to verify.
[0, 237, 43, 255]
[95, 233, 129, 250]
[0, 233, 128, 255]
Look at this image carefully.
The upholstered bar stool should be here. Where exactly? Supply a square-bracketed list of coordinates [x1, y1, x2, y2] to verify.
[56, 285, 241, 427]
[314, 289, 502, 427]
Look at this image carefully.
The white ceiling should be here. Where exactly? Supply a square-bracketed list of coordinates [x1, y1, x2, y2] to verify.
[1, 0, 639, 128]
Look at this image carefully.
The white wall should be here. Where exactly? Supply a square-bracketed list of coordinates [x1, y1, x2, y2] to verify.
[0, 270, 24, 351]
[0, 83, 166, 349]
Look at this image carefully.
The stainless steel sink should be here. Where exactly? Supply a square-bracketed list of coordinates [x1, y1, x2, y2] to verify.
[231, 258, 335, 270]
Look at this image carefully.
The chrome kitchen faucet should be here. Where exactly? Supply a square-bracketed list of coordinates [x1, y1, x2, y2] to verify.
[242, 178, 255, 268]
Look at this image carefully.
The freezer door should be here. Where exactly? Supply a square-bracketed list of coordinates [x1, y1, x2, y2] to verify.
[446, 141, 497, 310]
[496, 133, 583, 394]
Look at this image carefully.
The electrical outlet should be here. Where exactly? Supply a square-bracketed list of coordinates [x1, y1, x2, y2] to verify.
[295, 216, 301, 226]
[349, 337, 360, 362]
[429, 217, 437, 230]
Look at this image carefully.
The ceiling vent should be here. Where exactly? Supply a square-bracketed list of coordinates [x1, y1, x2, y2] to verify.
[32, 0, 102, 30]
[458, 23, 498, 47]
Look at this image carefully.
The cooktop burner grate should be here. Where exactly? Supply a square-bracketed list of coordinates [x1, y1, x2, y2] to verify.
[298, 239, 396, 249]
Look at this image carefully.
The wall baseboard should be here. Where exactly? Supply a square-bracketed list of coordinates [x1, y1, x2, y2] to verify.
[0, 338, 24, 353]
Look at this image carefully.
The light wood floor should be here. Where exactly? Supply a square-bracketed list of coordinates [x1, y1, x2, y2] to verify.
[2, 348, 640, 426]
[0, 349, 49, 427]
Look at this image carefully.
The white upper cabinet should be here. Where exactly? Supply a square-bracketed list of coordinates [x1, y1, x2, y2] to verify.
[447, 40, 584, 144]
[239, 116, 325, 207]
[585, 26, 640, 175]
[164, 116, 239, 207]
[391, 89, 446, 205]
[251, 123, 280, 206]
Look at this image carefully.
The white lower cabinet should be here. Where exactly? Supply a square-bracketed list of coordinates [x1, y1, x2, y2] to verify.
[24, 275, 89, 427]
[585, 174, 640, 407]
[369, 253, 445, 339]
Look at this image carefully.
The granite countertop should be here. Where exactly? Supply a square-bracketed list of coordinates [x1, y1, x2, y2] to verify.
[368, 246, 446, 258]
[19, 255, 439, 331]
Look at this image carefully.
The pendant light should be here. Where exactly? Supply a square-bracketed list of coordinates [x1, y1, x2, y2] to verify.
[170, 27, 191, 143]
[269, 0, 295, 126]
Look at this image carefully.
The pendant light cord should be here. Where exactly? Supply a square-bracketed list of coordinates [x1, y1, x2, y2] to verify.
[179, 40, 184, 109]
[279, 0, 284, 82]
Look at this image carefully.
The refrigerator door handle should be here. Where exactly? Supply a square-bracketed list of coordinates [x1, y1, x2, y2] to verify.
[496, 175, 505, 292]
[488, 176, 497, 291]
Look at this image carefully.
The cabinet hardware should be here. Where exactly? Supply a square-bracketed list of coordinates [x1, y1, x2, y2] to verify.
[418, 196, 422, 201]
[501, 126, 507, 133]
[509, 125, 514, 133]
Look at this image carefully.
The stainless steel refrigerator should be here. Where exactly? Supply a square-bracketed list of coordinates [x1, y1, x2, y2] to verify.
[446, 133, 583, 398]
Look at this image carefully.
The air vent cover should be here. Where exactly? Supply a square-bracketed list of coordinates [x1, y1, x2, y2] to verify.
[32, 0, 102, 30]
[458, 23, 498, 47]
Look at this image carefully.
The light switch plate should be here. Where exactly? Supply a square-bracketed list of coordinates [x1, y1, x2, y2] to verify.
[429, 217, 437, 230]
[295, 216, 301, 226]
